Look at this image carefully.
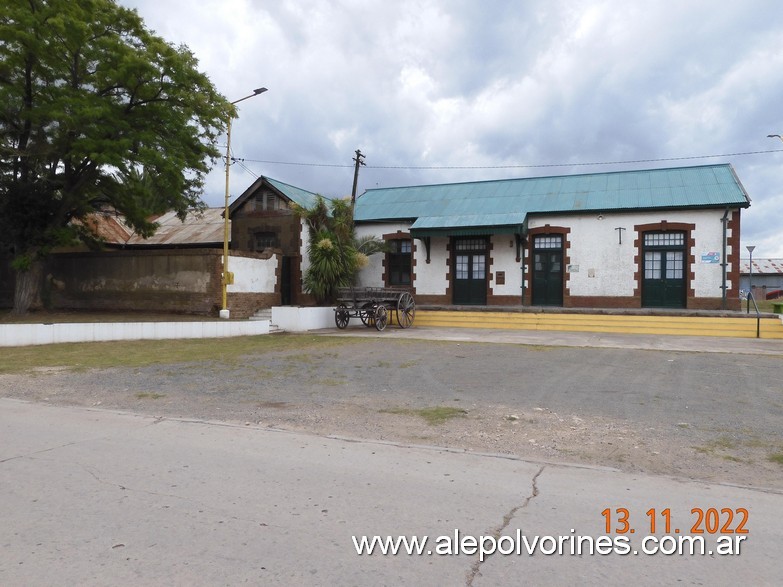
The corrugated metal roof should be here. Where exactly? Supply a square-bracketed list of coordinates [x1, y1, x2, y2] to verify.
[81, 212, 134, 243]
[83, 208, 226, 247]
[265, 177, 321, 208]
[123, 208, 226, 246]
[739, 258, 783, 275]
[355, 164, 750, 231]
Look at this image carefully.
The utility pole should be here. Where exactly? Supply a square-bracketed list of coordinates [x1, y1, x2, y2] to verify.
[351, 149, 365, 203]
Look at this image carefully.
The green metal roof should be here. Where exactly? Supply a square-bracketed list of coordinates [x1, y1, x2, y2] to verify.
[355, 164, 750, 234]
[265, 177, 320, 208]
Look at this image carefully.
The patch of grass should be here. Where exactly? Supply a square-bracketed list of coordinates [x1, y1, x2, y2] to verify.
[314, 377, 346, 387]
[135, 392, 165, 400]
[0, 335, 359, 374]
[768, 453, 783, 465]
[257, 401, 289, 409]
[380, 406, 468, 425]
[754, 298, 778, 313]
[721, 455, 745, 463]
[710, 436, 738, 450]
[694, 435, 780, 462]
[745, 438, 771, 449]
[693, 436, 738, 455]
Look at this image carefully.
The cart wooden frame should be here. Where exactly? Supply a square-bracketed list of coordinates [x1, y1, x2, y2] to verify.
[334, 287, 416, 331]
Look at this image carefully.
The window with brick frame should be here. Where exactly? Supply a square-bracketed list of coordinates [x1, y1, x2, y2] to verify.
[254, 231, 278, 251]
[387, 239, 412, 286]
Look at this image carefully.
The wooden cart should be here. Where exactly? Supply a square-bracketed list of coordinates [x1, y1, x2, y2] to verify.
[334, 287, 416, 331]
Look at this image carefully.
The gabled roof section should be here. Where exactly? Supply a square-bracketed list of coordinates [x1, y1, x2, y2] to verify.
[123, 209, 225, 246]
[355, 164, 751, 233]
[739, 259, 783, 275]
[87, 208, 226, 248]
[229, 175, 320, 216]
[81, 211, 135, 243]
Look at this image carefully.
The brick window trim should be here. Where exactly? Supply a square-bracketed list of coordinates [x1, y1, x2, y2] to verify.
[525, 225, 571, 304]
[446, 235, 494, 304]
[381, 232, 415, 289]
[726, 210, 741, 299]
[382, 231, 412, 241]
[633, 221, 696, 299]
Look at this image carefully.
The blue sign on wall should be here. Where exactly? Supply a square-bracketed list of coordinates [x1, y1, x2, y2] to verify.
[701, 252, 720, 264]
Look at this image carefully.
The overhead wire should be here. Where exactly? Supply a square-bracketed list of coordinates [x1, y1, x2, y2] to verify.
[231, 148, 783, 172]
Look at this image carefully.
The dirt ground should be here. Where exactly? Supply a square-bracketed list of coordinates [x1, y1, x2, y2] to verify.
[2, 333, 782, 491]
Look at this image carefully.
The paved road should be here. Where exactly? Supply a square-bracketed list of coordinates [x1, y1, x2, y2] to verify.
[1, 398, 781, 586]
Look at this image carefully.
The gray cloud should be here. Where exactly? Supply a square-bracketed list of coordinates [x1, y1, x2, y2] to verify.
[121, 0, 783, 256]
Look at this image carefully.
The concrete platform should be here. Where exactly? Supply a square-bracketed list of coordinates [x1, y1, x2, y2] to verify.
[317, 325, 783, 356]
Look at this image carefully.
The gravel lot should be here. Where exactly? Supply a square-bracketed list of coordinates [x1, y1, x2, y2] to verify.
[3, 334, 782, 490]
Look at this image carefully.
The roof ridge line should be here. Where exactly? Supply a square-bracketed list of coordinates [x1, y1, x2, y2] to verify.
[362, 163, 731, 193]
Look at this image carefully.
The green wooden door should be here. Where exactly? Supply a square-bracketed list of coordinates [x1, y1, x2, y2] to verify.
[531, 235, 563, 306]
[452, 238, 487, 305]
[642, 232, 686, 308]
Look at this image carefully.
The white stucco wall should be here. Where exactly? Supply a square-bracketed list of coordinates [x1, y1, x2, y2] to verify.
[354, 223, 410, 288]
[354, 207, 736, 302]
[299, 218, 311, 282]
[226, 255, 278, 293]
[489, 235, 523, 297]
[527, 213, 636, 297]
[526, 208, 735, 298]
[413, 236, 448, 296]
[690, 209, 736, 297]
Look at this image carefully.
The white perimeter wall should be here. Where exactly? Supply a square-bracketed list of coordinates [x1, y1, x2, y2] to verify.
[226, 254, 278, 294]
[0, 320, 270, 347]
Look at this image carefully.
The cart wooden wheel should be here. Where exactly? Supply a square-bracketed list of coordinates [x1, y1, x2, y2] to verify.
[359, 302, 376, 327]
[396, 291, 415, 329]
[335, 304, 350, 329]
[374, 304, 388, 331]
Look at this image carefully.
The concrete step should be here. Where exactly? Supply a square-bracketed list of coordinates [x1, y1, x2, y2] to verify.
[414, 310, 783, 339]
[251, 308, 272, 320]
[249, 308, 284, 333]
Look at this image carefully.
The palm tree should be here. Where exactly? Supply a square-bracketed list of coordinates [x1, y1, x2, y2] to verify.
[293, 195, 386, 304]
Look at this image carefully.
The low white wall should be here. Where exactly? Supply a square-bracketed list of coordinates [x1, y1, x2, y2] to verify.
[272, 306, 362, 331]
[0, 320, 270, 347]
[227, 254, 278, 293]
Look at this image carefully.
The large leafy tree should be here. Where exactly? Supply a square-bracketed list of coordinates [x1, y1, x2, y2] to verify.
[0, 0, 233, 313]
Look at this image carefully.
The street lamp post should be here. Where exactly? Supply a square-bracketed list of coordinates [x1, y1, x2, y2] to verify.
[746, 245, 755, 314]
[220, 87, 268, 320]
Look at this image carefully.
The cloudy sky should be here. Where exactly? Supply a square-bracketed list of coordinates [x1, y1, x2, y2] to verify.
[121, 0, 783, 258]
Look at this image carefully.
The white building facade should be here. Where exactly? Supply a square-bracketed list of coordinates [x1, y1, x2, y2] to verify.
[354, 165, 749, 311]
